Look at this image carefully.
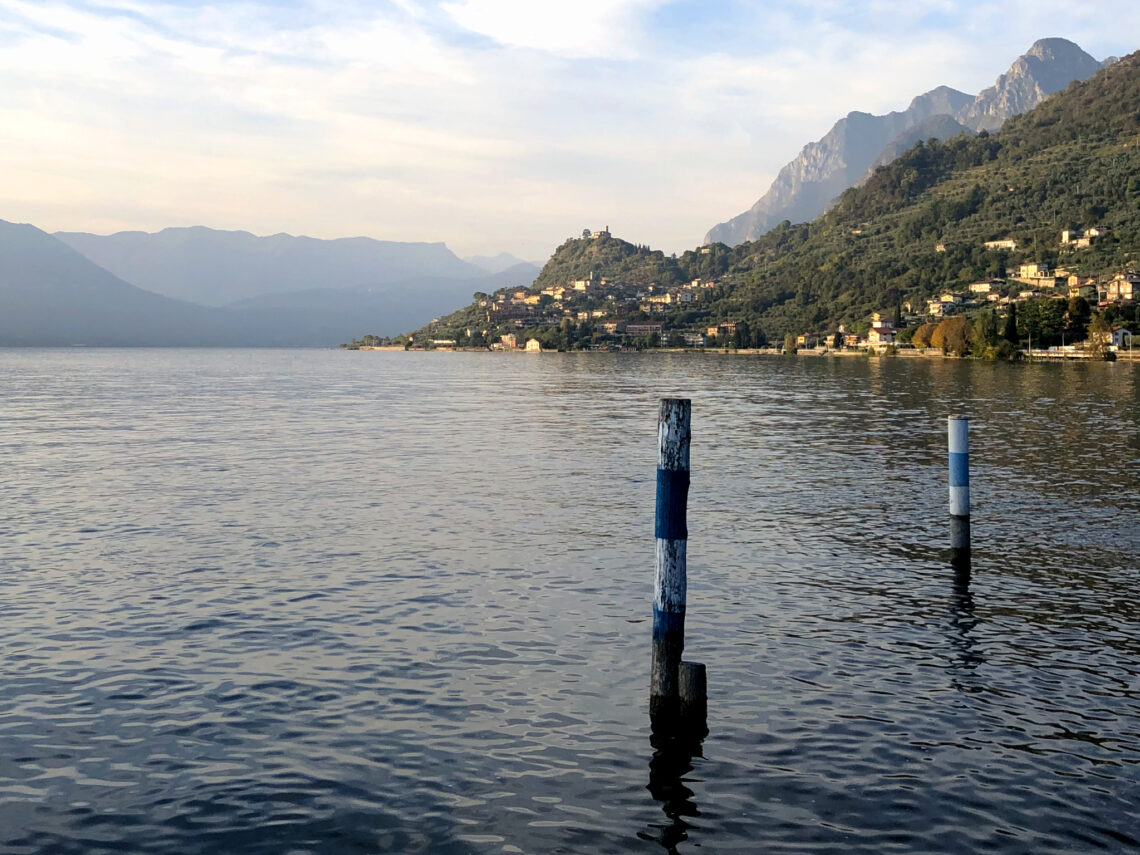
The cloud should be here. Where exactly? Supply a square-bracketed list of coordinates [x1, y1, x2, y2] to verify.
[0, 0, 1138, 256]
[441, 0, 666, 59]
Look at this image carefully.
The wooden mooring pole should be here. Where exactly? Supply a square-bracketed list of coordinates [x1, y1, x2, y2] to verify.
[651, 399, 706, 720]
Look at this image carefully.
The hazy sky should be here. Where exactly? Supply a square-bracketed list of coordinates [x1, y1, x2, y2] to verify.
[1, 1, 1137, 259]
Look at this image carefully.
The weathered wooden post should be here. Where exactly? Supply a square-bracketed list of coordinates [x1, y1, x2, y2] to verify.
[679, 661, 707, 730]
[948, 416, 971, 567]
[651, 398, 690, 715]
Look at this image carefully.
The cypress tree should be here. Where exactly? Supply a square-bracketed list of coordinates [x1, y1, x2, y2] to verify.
[1003, 303, 1018, 344]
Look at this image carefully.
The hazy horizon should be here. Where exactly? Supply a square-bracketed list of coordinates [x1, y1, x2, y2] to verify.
[1, 1, 1138, 259]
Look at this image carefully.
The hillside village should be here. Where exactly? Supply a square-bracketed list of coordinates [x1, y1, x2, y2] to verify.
[388, 227, 1137, 358]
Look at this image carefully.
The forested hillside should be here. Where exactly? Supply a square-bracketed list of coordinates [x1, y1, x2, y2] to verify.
[410, 51, 1140, 344]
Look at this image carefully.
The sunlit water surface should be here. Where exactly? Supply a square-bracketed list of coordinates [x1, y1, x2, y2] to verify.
[2, 349, 1138, 853]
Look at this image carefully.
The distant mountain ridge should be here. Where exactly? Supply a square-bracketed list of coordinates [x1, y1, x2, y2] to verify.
[463, 252, 540, 274]
[56, 226, 486, 307]
[2, 220, 540, 345]
[704, 38, 1110, 246]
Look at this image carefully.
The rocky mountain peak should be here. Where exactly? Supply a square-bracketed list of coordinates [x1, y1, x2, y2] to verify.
[704, 38, 1108, 247]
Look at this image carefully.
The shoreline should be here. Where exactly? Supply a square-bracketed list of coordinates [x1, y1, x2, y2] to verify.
[360, 345, 1138, 361]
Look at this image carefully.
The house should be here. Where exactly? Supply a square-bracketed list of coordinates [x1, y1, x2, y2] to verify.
[1068, 276, 1097, 299]
[525, 338, 543, 352]
[844, 333, 865, 347]
[1111, 327, 1133, 348]
[683, 332, 707, 347]
[706, 322, 738, 340]
[984, 238, 1017, 250]
[591, 226, 611, 239]
[1106, 273, 1138, 303]
[935, 243, 947, 253]
[601, 321, 626, 335]
[940, 292, 962, 304]
[572, 273, 601, 292]
[867, 327, 897, 346]
[927, 299, 947, 317]
[969, 281, 1003, 294]
[500, 334, 518, 349]
[1018, 262, 1051, 279]
[626, 323, 663, 336]
[1061, 227, 1106, 248]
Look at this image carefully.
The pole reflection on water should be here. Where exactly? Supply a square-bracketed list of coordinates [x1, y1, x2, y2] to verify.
[641, 707, 709, 852]
[948, 518, 984, 678]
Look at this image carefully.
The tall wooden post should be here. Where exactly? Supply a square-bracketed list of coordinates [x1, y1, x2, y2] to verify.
[651, 398, 690, 715]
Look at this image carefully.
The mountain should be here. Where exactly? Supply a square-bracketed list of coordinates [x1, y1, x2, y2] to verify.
[0, 220, 225, 346]
[417, 50, 1140, 342]
[463, 252, 539, 274]
[2, 221, 541, 345]
[224, 264, 541, 344]
[957, 38, 1107, 131]
[855, 114, 975, 186]
[704, 38, 1105, 247]
[56, 226, 485, 307]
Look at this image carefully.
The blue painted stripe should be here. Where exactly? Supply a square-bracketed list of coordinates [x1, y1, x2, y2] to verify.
[655, 468, 689, 540]
[652, 604, 685, 637]
[949, 452, 969, 487]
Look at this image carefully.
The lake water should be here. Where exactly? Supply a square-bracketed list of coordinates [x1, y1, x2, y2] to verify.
[2, 349, 1138, 854]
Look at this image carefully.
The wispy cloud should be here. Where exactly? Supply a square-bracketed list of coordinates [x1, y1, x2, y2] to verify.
[0, 0, 1136, 256]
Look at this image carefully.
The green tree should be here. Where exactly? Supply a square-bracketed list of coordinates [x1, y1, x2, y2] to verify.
[1066, 296, 1091, 342]
[733, 321, 751, 349]
[1086, 313, 1112, 357]
[1003, 303, 1018, 344]
[971, 310, 1000, 353]
[784, 333, 798, 354]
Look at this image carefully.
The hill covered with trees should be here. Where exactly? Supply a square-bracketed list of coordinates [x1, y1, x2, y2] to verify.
[408, 51, 1140, 346]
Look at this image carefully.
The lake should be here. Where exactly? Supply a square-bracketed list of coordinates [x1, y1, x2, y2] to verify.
[2, 349, 1138, 853]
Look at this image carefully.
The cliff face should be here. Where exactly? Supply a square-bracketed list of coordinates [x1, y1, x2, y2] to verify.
[956, 38, 1106, 131]
[704, 38, 1105, 247]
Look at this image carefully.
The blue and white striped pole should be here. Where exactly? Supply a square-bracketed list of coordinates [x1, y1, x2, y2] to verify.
[651, 398, 690, 712]
[948, 416, 970, 518]
[948, 416, 971, 568]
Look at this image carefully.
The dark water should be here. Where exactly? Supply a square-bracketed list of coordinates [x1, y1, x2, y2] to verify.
[2, 349, 1138, 854]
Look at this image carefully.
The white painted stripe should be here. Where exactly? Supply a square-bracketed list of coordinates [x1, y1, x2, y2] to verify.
[950, 485, 971, 518]
[654, 538, 687, 613]
[948, 417, 969, 455]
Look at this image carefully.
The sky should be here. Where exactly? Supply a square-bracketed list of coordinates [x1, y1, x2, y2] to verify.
[0, 1, 1137, 260]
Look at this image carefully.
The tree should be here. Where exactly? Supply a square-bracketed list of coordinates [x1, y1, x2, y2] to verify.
[1086, 313, 1112, 357]
[832, 331, 844, 348]
[932, 316, 971, 356]
[784, 333, 798, 354]
[1066, 296, 1091, 342]
[971, 310, 1000, 353]
[1003, 303, 1018, 344]
[733, 321, 751, 349]
[912, 322, 938, 348]
[892, 300, 902, 328]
